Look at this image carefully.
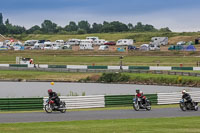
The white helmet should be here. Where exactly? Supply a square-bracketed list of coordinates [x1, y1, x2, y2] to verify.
[140, 91, 143, 94]
[182, 90, 186, 94]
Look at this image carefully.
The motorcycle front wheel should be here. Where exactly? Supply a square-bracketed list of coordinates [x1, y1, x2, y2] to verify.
[133, 103, 140, 111]
[45, 104, 53, 113]
[180, 103, 186, 111]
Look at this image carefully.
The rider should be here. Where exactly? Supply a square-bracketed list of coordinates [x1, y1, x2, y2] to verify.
[182, 89, 193, 106]
[48, 89, 60, 107]
[135, 89, 147, 105]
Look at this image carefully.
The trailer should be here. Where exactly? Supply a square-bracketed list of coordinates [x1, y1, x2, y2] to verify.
[150, 37, 168, 46]
[116, 39, 134, 46]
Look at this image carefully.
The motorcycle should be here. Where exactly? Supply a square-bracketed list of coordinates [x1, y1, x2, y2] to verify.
[45, 98, 67, 113]
[133, 97, 151, 111]
[179, 99, 198, 111]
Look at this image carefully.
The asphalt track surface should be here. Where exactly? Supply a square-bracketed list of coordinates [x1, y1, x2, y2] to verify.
[0, 108, 200, 123]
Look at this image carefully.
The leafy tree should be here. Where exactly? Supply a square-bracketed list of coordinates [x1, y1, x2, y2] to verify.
[65, 21, 78, 32]
[0, 13, 3, 25]
[0, 24, 7, 34]
[41, 20, 57, 33]
[78, 20, 90, 33]
[128, 23, 133, 30]
[91, 23, 102, 33]
[5, 19, 10, 26]
[27, 25, 41, 34]
[159, 27, 172, 32]
[77, 29, 86, 34]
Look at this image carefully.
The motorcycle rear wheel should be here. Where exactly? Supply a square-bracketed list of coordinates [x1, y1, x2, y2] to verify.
[60, 102, 66, 113]
[146, 102, 151, 111]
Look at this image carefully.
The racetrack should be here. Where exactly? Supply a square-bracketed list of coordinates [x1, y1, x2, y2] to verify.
[0, 108, 200, 123]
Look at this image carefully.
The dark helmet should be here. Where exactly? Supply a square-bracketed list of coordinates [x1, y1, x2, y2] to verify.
[136, 89, 140, 93]
[48, 89, 52, 94]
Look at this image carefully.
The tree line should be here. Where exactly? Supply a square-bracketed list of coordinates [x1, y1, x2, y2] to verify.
[0, 13, 171, 35]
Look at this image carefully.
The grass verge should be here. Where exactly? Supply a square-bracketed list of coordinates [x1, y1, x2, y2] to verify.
[0, 116, 200, 133]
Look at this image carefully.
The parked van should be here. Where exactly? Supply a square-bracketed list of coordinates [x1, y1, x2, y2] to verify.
[99, 45, 109, 50]
[66, 39, 81, 45]
[116, 39, 134, 46]
[149, 44, 160, 51]
[150, 37, 168, 46]
[24, 40, 38, 46]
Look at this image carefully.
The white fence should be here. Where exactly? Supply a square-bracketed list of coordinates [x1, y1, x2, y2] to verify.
[43, 95, 105, 109]
[158, 91, 200, 105]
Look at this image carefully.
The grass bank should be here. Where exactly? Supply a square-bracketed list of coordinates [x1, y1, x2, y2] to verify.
[12, 32, 200, 43]
[0, 116, 200, 133]
[0, 70, 200, 87]
[0, 50, 200, 66]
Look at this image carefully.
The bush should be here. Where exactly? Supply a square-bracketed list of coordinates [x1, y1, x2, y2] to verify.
[98, 73, 130, 83]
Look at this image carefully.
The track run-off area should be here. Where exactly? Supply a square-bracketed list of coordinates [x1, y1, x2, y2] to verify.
[0, 108, 200, 123]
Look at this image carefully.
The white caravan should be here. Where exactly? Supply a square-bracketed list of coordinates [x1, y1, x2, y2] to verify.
[55, 40, 64, 46]
[116, 39, 134, 46]
[150, 37, 168, 46]
[86, 37, 106, 45]
[43, 42, 52, 50]
[79, 39, 94, 50]
[66, 39, 81, 45]
[86, 37, 99, 41]
[24, 40, 38, 46]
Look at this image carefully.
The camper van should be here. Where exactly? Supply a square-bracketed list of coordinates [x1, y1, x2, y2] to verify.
[34, 40, 50, 49]
[149, 44, 160, 51]
[44, 42, 52, 50]
[99, 45, 109, 50]
[55, 40, 64, 46]
[80, 39, 94, 50]
[116, 39, 134, 46]
[24, 40, 38, 46]
[86, 37, 99, 41]
[150, 37, 168, 46]
[93, 39, 106, 45]
[66, 39, 81, 45]
[86, 37, 106, 45]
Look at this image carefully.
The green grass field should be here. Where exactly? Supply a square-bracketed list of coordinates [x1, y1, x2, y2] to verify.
[0, 116, 200, 133]
[0, 70, 200, 86]
[0, 50, 200, 66]
[12, 32, 200, 43]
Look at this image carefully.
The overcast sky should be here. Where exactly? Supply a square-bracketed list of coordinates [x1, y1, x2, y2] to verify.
[1, 0, 200, 32]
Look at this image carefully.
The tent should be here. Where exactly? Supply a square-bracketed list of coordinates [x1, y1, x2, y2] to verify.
[140, 44, 149, 51]
[184, 45, 196, 51]
[168, 45, 184, 51]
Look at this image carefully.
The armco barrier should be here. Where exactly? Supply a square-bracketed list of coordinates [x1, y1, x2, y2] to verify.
[129, 66, 150, 70]
[105, 94, 157, 107]
[9, 64, 28, 67]
[87, 66, 108, 69]
[157, 91, 200, 105]
[48, 65, 67, 68]
[172, 67, 193, 71]
[0, 98, 43, 111]
[43, 95, 105, 109]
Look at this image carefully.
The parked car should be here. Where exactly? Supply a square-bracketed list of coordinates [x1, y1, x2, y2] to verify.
[104, 41, 116, 45]
[99, 45, 109, 50]
[128, 45, 138, 50]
